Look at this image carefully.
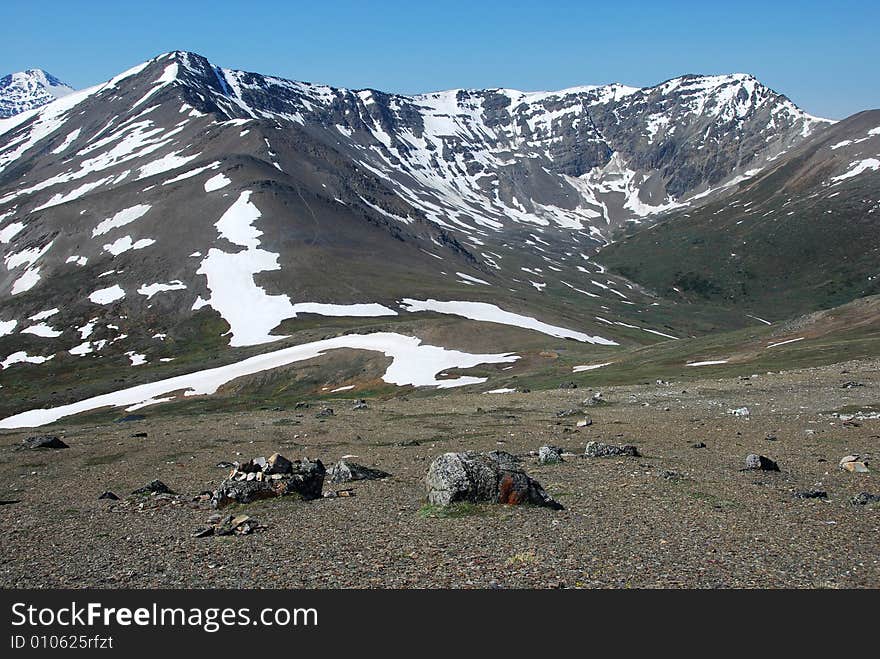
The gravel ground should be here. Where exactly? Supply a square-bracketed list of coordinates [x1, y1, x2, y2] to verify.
[1, 358, 878, 588]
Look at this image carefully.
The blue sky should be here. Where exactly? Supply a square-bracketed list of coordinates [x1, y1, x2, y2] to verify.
[3, 0, 877, 119]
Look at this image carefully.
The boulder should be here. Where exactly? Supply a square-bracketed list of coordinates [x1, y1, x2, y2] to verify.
[328, 460, 390, 483]
[584, 441, 640, 458]
[211, 456, 324, 508]
[23, 435, 68, 450]
[425, 451, 562, 510]
[538, 446, 564, 464]
[744, 454, 779, 471]
[840, 455, 869, 473]
[98, 491, 119, 500]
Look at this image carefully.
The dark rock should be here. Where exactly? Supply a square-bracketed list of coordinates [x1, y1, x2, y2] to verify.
[538, 446, 564, 464]
[192, 526, 215, 538]
[215, 461, 236, 469]
[660, 470, 680, 480]
[793, 489, 827, 499]
[583, 392, 606, 406]
[851, 492, 880, 506]
[353, 399, 368, 410]
[426, 450, 563, 510]
[396, 439, 421, 447]
[294, 402, 310, 409]
[558, 382, 578, 389]
[98, 491, 119, 500]
[131, 480, 175, 495]
[130, 432, 148, 438]
[841, 381, 864, 388]
[211, 457, 324, 508]
[22, 435, 69, 450]
[691, 442, 707, 449]
[328, 460, 391, 483]
[765, 433, 778, 441]
[744, 454, 779, 471]
[584, 441, 640, 458]
[315, 408, 335, 418]
[265, 452, 293, 475]
[555, 408, 580, 418]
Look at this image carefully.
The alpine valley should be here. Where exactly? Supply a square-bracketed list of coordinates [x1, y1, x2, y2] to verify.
[0, 51, 877, 426]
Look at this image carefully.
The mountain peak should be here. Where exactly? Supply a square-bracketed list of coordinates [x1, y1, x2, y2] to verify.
[0, 68, 75, 118]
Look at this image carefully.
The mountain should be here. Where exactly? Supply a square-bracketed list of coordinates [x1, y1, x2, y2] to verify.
[0, 69, 75, 118]
[601, 109, 880, 319]
[0, 50, 865, 424]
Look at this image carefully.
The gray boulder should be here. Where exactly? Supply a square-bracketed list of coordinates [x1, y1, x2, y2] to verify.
[584, 441, 640, 458]
[328, 460, 390, 483]
[426, 451, 563, 510]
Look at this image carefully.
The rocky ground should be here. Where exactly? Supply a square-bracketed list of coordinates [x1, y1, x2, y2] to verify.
[0, 357, 878, 589]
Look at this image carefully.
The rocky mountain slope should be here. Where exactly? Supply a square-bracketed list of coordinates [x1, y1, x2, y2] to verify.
[0, 69, 74, 118]
[0, 51, 865, 424]
[601, 110, 880, 319]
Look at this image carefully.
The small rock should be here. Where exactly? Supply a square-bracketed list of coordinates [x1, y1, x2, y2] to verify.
[744, 454, 779, 471]
[555, 408, 579, 418]
[130, 432, 148, 438]
[206, 513, 222, 524]
[192, 526, 215, 538]
[538, 446, 564, 465]
[315, 408, 335, 418]
[328, 460, 391, 483]
[841, 461, 869, 473]
[659, 470, 680, 480]
[131, 480, 175, 495]
[851, 492, 880, 506]
[22, 435, 69, 450]
[765, 433, 778, 441]
[584, 441, 640, 458]
[396, 439, 421, 447]
[841, 381, 864, 388]
[793, 489, 827, 499]
[691, 442, 707, 449]
[98, 491, 119, 500]
[353, 399, 368, 410]
[558, 382, 578, 389]
[216, 461, 235, 469]
[576, 418, 592, 428]
[728, 407, 750, 417]
[584, 393, 606, 406]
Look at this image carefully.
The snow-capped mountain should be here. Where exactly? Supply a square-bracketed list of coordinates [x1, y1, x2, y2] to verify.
[0, 69, 75, 118]
[1, 50, 872, 423]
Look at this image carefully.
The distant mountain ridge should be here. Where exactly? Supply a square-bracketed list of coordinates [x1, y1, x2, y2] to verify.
[0, 50, 874, 422]
[0, 69, 75, 118]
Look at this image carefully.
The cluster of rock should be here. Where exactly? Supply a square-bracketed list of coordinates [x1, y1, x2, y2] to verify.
[193, 513, 262, 538]
[211, 453, 325, 508]
[426, 451, 563, 510]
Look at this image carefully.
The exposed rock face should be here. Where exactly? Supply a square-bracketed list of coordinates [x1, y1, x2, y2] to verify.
[211, 456, 324, 508]
[22, 435, 68, 449]
[425, 451, 563, 510]
[584, 441, 640, 458]
[328, 460, 390, 483]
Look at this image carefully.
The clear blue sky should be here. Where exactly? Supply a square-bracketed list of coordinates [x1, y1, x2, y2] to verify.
[3, 0, 877, 119]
